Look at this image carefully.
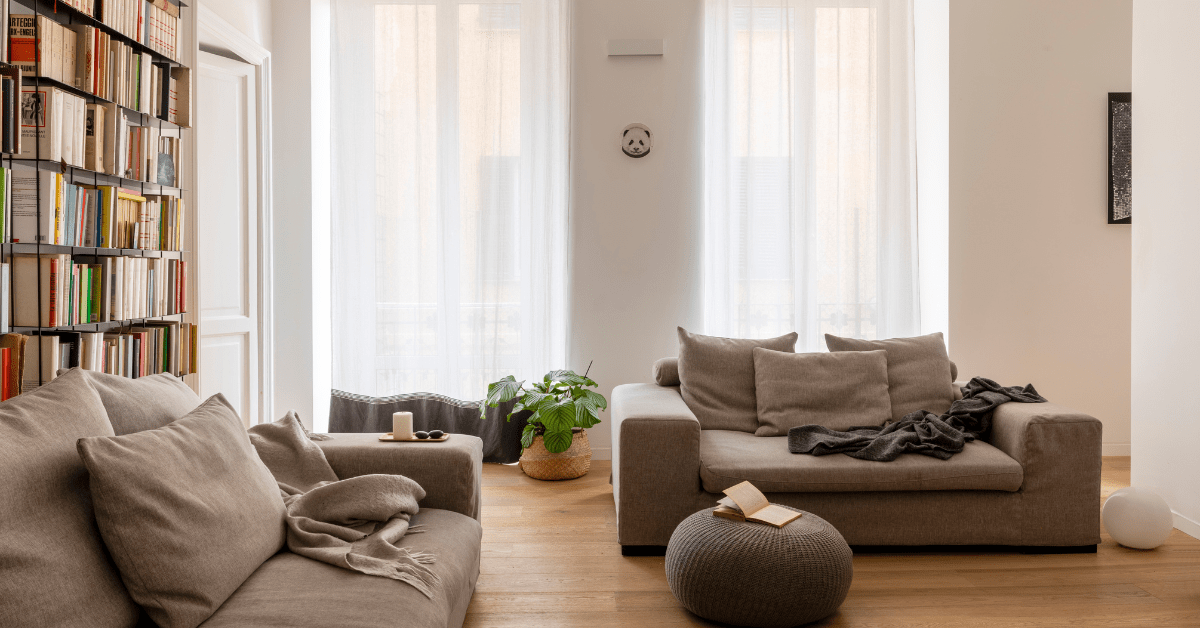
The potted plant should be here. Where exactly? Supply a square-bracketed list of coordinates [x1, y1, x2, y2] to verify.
[482, 367, 607, 480]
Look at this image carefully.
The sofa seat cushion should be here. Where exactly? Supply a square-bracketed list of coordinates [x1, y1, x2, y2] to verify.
[699, 430, 1023, 493]
[199, 509, 482, 628]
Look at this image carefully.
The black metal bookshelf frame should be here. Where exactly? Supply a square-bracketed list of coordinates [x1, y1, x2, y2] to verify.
[4, 0, 192, 392]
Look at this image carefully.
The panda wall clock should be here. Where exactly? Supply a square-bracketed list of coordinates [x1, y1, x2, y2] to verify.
[621, 123, 652, 158]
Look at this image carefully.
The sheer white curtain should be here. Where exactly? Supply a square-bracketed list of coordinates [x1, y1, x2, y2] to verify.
[330, 0, 570, 399]
[703, 0, 920, 350]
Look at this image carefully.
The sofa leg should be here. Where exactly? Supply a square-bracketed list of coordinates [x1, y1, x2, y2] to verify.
[621, 545, 667, 557]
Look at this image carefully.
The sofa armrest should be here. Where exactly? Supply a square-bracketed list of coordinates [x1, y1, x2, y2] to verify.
[317, 434, 483, 522]
[987, 402, 1103, 545]
[612, 384, 703, 547]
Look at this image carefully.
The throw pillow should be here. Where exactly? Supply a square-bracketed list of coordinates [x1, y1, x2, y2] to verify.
[752, 348, 892, 436]
[77, 393, 287, 628]
[677, 327, 798, 432]
[824, 332, 955, 421]
[653, 357, 680, 386]
[0, 368, 141, 628]
[67, 369, 202, 435]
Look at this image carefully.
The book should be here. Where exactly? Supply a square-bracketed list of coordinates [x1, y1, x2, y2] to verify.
[0, 334, 27, 399]
[713, 481, 802, 528]
[21, 334, 59, 394]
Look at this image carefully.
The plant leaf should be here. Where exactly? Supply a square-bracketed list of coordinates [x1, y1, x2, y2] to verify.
[521, 424, 536, 449]
[485, 376, 524, 407]
[538, 399, 577, 433]
[575, 401, 601, 428]
[542, 428, 574, 454]
[521, 390, 553, 410]
[580, 389, 608, 411]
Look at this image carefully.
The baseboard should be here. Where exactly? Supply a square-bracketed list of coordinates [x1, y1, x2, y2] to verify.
[1173, 511, 1200, 541]
[590, 447, 612, 461]
[1102, 443, 1131, 456]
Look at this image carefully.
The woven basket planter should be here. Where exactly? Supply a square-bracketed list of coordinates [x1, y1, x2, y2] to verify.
[519, 431, 592, 480]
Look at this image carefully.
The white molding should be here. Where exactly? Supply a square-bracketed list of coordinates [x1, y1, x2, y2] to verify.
[1103, 443, 1131, 456]
[197, 7, 270, 66]
[1174, 511, 1200, 541]
[198, 8, 276, 424]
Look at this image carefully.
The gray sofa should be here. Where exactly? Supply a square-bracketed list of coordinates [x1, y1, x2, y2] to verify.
[611, 363, 1103, 553]
[0, 369, 482, 628]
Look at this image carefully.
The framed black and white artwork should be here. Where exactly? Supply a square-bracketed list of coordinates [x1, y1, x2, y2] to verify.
[1109, 92, 1131, 225]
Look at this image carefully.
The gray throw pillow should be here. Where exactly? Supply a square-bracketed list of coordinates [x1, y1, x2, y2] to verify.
[77, 393, 287, 628]
[825, 332, 955, 421]
[67, 369, 201, 435]
[677, 327, 798, 432]
[0, 369, 141, 628]
[653, 357, 680, 386]
[752, 348, 892, 436]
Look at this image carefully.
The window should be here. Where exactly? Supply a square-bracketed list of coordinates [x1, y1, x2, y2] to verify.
[704, 0, 920, 348]
[331, 0, 569, 399]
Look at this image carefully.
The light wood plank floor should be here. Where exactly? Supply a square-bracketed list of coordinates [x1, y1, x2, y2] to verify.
[463, 457, 1200, 627]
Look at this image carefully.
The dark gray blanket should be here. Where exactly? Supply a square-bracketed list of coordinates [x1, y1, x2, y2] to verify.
[787, 377, 1047, 461]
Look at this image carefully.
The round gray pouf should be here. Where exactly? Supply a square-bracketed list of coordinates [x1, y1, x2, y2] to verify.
[666, 507, 852, 627]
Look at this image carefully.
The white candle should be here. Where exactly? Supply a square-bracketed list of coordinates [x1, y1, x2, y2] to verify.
[392, 412, 414, 440]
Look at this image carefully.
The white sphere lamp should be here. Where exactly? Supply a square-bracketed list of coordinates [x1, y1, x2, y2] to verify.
[1102, 486, 1174, 550]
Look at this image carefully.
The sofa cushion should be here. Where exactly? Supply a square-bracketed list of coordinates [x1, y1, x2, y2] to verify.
[752, 348, 892, 436]
[0, 369, 141, 628]
[199, 509, 482, 628]
[77, 394, 287, 628]
[699, 430, 1023, 493]
[677, 327, 798, 432]
[69, 369, 202, 435]
[825, 332, 955, 421]
[653, 357, 680, 386]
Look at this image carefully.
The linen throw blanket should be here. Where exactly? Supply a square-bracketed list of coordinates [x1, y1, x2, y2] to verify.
[788, 377, 1047, 462]
[247, 413, 438, 596]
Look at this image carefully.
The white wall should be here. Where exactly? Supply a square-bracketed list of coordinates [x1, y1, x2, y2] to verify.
[949, 0, 1132, 455]
[568, 0, 704, 459]
[1131, 0, 1200, 540]
[270, 0, 332, 431]
[202, 0, 272, 51]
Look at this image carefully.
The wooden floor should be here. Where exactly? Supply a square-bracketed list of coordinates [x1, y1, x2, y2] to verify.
[463, 457, 1200, 627]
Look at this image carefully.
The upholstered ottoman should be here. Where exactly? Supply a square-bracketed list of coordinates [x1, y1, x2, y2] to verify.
[665, 507, 853, 627]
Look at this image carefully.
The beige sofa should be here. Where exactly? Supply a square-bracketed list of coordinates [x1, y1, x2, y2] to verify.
[611, 367, 1103, 554]
[0, 369, 482, 628]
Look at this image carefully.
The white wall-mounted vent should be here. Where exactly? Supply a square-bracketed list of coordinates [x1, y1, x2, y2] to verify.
[607, 39, 664, 56]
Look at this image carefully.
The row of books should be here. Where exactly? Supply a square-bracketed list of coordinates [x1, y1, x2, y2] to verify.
[10, 253, 187, 327]
[0, 322, 196, 398]
[9, 16, 191, 124]
[17, 86, 185, 184]
[9, 170, 185, 250]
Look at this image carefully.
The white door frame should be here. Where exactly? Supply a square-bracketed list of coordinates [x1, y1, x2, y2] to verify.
[197, 8, 275, 424]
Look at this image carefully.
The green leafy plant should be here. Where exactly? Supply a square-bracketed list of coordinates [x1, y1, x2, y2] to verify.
[482, 365, 607, 454]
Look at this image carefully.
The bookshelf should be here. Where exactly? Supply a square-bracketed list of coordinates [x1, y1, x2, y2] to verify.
[0, 0, 197, 399]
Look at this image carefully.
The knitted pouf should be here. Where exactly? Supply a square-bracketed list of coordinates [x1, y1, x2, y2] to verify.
[665, 507, 853, 627]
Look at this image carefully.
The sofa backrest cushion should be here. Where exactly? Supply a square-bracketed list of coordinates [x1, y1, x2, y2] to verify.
[677, 327, 798, 432]
[77, 393, 287, 628]
[0, 369, 141, 628]
[68, 369, 202, 435]
[825, 332, 955, 421]
[752, 348, 892, 435]
[652, 357, 680, 386]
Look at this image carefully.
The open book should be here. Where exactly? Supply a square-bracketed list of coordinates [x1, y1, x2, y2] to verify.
[713, 481, 802, 528]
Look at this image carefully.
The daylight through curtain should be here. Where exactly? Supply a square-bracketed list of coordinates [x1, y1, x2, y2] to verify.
[703, 0, 919, 349]
[331, 0, 569, 399]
